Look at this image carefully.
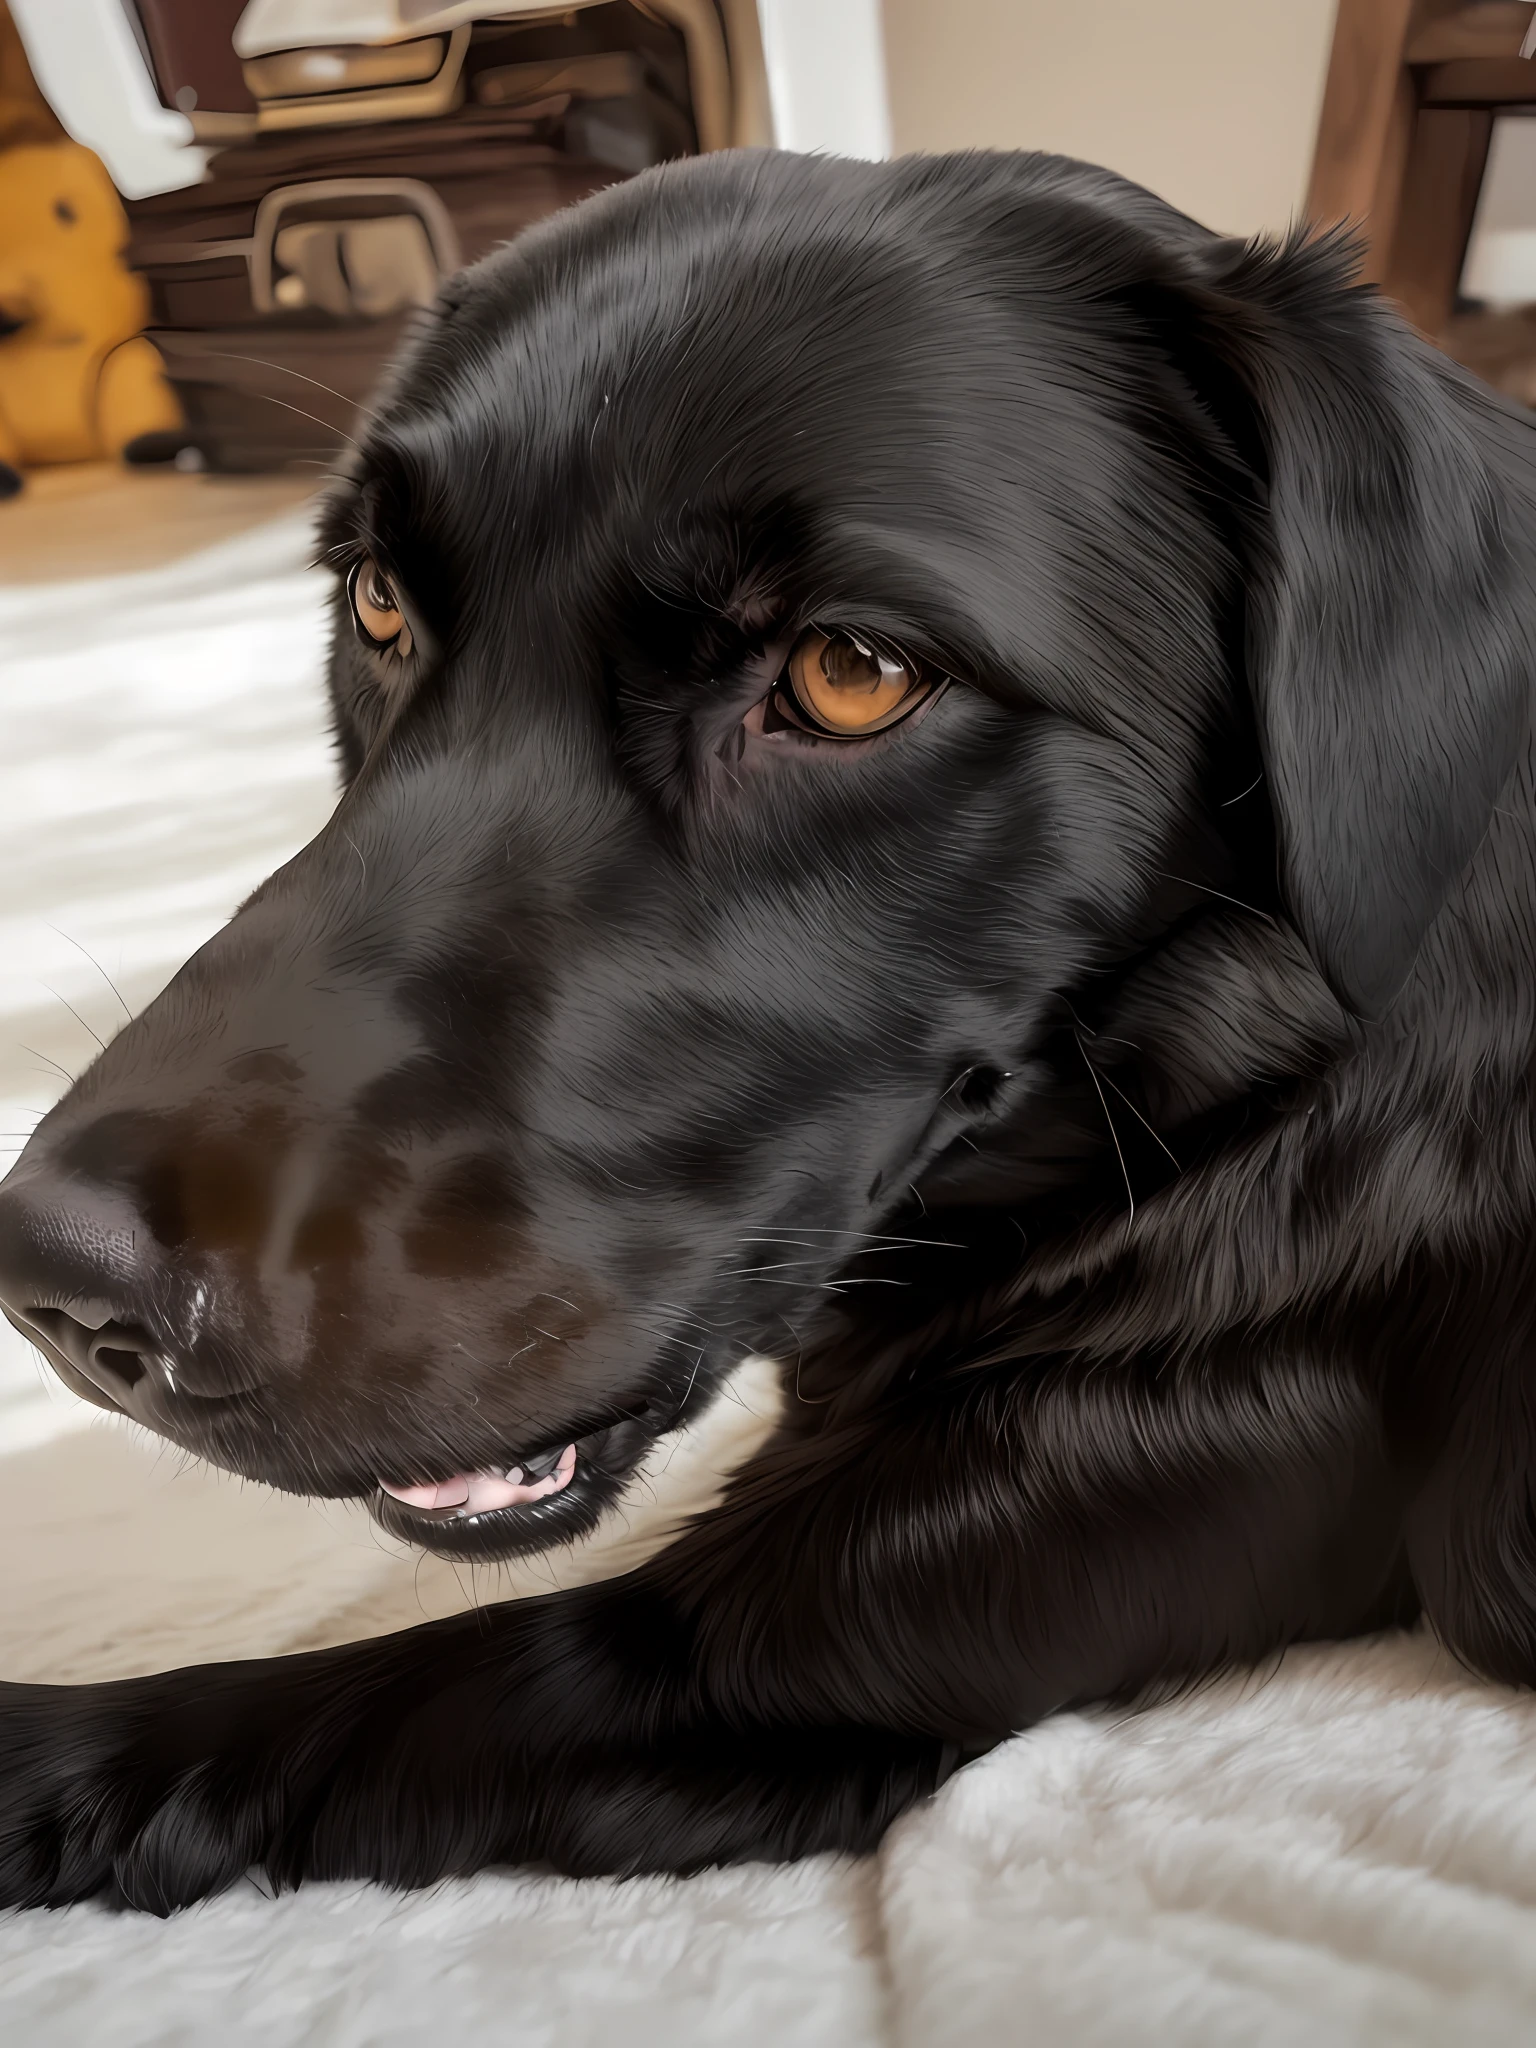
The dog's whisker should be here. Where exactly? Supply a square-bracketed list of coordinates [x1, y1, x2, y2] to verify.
[199, 349, 358, 414]
[37, 983, 108, 1055]
[18, 1045, 74, 1085]
[245, 386, 361, 439]
[45, 926, 134, 1024]
[1075, 1033, 1135, 1229]
[1094, 1066, 1182, 1175]
[1153, 871, 1278, 927]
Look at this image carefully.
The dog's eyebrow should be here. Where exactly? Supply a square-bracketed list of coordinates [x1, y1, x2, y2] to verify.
[630, 513, 794, 638]
[314, 475, 369, 574]
[315, 467, 415, 587]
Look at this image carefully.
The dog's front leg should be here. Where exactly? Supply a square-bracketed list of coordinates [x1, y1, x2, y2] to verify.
[0, 1350, 1407, 1914]
[0, 1627, 465, 1914]
[0, 1571, 948, 1915]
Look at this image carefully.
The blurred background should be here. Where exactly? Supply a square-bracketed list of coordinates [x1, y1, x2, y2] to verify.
[5, 3, 1534, 518]
[2, 0, 1534, 1446]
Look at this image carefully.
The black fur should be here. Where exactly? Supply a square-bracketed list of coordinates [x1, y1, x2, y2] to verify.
[1, 149, 1534, 1913]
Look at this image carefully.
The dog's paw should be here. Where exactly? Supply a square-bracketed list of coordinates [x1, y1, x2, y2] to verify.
[0, 1681, 137, 1908]
[0, 1678, 272, 1913]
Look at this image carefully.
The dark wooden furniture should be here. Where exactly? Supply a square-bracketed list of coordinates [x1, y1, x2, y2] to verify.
[1308, 1, 1536, 333]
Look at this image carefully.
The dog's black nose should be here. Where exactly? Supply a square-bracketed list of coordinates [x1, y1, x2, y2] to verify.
[0, 1171, 170, 1415]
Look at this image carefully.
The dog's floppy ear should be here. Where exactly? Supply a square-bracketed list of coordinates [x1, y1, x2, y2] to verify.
[1169, 235, 1531, 1019]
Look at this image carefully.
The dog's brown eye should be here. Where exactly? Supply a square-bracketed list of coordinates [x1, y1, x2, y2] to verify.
[349, 555, 413, 658]
[782, 630, 927, 736]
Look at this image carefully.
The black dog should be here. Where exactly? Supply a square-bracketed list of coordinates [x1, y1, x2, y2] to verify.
[2, 148, 1534, 1914]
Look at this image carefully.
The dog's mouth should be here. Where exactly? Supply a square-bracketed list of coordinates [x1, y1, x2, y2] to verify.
[368, 1415, 658, 1559]
[378, 1441, 578, 1517]
[7, 1290, 688, 1561]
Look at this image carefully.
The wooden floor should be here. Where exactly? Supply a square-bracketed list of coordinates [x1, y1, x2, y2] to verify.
[0, 460, 320, 584]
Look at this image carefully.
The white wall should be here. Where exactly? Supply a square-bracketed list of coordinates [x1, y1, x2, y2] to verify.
[757, 0, 892, 158]
[1464, 117, 1536, 306]
[879, 0, 1338, 239]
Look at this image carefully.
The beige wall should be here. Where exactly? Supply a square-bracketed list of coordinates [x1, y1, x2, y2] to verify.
[880, 0, 1338, 241]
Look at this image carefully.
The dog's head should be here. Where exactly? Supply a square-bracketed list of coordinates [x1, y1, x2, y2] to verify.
[0, 153, 1527, 1556]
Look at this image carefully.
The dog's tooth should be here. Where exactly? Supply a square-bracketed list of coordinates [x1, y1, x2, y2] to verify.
[521, 1445, 568, 1481]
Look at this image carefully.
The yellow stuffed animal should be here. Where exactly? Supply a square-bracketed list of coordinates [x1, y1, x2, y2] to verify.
[0, 139, 182, 499]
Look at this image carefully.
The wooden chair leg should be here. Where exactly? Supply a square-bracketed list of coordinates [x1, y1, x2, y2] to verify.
[1306, 0, 1419, 278]
[1384, 106, 1494, 334]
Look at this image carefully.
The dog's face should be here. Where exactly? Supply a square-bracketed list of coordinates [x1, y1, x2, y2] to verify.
[0, 154, 1523, 1557]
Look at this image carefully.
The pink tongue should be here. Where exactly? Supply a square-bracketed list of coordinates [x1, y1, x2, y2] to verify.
[379, 1446, 577, 1516]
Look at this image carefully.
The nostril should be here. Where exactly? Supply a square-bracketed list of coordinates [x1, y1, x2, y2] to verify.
[0, 1173, 174, 1407]
[89, 1336, 150, 1391]
[11, 1305, 160, 1405]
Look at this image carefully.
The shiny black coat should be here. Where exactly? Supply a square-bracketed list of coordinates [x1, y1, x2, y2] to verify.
[2, 150, 1534, 1911]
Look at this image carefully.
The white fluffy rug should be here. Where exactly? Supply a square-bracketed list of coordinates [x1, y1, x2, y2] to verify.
[3, 516, 1536, 2045]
